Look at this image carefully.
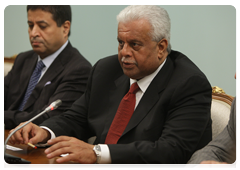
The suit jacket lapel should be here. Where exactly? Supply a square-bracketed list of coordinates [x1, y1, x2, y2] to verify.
[37, 42, 73, 85]
[100, 56, 174, 143]
[20, 53, 38, 93]
[23, 43, 72, 110]
[24, 57, 64, 110]
[122, 57, 174, 136]
[100, 74, 129, 143]
[9, 54, 38, 110]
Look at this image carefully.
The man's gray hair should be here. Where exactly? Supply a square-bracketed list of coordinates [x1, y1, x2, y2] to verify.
[117, 5, 171, 53]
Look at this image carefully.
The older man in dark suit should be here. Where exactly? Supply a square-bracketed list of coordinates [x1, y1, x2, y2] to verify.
[8, 5, 212, 164]
[4, 5, 92, 129]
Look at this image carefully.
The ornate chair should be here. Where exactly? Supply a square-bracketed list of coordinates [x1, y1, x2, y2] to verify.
[211, 86, 234, 140]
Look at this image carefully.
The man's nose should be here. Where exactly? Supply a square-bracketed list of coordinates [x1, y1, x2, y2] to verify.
[120, 43, 132, 57]
[29, 26, 40, 37]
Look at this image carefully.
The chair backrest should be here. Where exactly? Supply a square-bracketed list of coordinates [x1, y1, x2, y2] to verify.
[211, 86, 234, 140]
[4, 62, 13, 76]
[4, 55, 17, 76]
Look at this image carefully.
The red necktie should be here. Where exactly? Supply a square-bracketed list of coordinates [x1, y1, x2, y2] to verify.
[105, 82, 140, 144]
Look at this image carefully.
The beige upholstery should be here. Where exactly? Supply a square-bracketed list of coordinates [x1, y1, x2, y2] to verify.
[211, 86, 234, 140]
[4, 55, 16, 76]
[4, 62, 13, 76]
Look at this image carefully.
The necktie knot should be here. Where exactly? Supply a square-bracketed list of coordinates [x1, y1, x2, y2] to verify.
[36, 60, 45, 71]
[129, 82, 139, 94]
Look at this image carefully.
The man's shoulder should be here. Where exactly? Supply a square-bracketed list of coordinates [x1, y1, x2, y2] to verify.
[14, 50, 37, 63]
[94, 54, 120, 70]
[168, 50, 195, 65]
[58, 43, 92, 68]
[17, 50, 36, 57]
[99, 54, 118, 62]
[92, 54, 122, 76]
[169, 50, 204, 75]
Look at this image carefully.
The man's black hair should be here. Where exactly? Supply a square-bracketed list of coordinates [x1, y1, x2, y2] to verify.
[27, 5, 72, 36]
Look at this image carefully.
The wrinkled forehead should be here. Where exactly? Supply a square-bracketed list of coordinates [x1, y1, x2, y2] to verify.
[118, 19, 153, 40]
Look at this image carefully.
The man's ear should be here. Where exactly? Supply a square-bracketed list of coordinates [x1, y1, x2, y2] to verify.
[62, 20, 71, 37]
[157, 38, 168, 60]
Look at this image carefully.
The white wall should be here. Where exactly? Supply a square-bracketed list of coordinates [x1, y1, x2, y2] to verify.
[4, 5, 236, 96]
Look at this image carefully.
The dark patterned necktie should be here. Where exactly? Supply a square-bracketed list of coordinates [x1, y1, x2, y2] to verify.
[105, 82, 140, 144]
[18, 60, 45, 111]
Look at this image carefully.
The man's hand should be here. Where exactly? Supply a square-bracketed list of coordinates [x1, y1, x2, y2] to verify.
[8, 122, 50, 145]
[198, 161, 235, 168]
[45, 136, 97, 164]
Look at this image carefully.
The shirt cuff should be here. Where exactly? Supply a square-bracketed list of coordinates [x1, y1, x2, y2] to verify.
[39, 127, 111, 164]
[40, 126, 56, 139]
[35, 126, 56, 147]
[98, 144, 111, 164]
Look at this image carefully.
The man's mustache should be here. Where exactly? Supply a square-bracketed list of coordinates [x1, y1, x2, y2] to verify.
[121, 56, 137, 65]
[30, 37, 43, 44]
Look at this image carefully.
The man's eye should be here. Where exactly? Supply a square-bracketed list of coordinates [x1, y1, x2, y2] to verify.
[132, 42, 141, 48]
[28, 25, 34, 29]
[118, 41, 124, 47]
[131, 42, 141, 51]
[39, 25, 47, 29]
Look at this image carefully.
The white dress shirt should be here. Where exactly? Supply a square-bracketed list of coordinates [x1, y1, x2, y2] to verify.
[42, 58, 167, 164]
[37, 40, 68, 82]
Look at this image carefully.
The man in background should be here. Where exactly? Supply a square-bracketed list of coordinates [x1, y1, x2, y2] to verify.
[9, 5, 212, 164]
[188, 75, 236, 164]
[4, 5, 92, 129]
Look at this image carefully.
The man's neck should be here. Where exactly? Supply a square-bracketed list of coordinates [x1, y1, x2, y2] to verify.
[39, 40, 69, 59]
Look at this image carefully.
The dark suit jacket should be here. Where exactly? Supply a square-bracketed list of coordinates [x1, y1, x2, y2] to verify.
[188, 98, 236, 164]
[41, 50, 212, 163]
[4, 42, 92, 129]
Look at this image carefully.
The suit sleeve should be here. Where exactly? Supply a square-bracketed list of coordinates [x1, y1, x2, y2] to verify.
[108, 75, 212, 163]
[187, 98, 236, 164]
[39, 62, 98, 141]
[4, 55, 25, 129]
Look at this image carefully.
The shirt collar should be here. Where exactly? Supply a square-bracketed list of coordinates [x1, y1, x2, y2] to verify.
[130, 58, 167, 93]
[38, 40, 69, 68]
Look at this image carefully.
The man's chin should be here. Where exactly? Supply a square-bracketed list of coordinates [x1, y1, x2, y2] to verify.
[32, 49, 48, 59]
[32, 47, 43, 53]
[123, 70, 142, 80]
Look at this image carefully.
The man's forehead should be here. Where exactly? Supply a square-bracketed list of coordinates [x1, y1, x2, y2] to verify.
[118, 20, 152, 41]
[118, 19, 151, 31]
[27, 9, 53, 21]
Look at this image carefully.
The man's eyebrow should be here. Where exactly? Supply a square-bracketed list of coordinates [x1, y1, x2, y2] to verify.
[117, 37, 141, 43]
[27, 20, 49, 25]
[129, 39, 142, 43]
